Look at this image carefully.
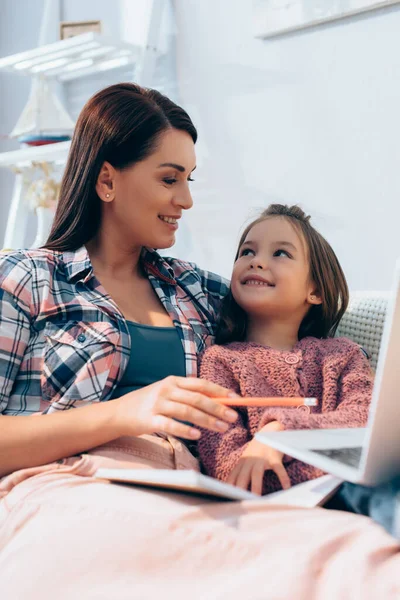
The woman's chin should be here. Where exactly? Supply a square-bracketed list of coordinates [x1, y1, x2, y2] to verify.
[153, 235, 176, 250]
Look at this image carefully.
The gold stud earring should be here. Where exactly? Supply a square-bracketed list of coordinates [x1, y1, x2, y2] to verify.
[310, 295, 315, 301]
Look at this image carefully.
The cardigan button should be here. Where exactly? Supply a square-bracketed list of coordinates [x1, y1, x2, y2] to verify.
[285, 354, 299, 365]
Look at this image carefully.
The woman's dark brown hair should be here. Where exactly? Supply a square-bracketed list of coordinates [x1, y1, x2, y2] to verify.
[45, 83, 197, 251]
[216, 204, 349, 344]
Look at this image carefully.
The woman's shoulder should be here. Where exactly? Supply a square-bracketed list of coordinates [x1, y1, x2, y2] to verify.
[0, 248, 67, 296]
[0, 248, 59, 277]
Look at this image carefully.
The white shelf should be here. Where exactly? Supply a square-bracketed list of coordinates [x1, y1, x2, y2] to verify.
[0, 32, 141, 82]
[0, 141, 71, 168]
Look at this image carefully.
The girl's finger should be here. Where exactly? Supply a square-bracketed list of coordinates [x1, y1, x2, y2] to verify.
[250, 462, 265, 495]
[226, 463, 241, 486]
[167, 388, 237, 425]
[234, 459, 253, 491]
[151, 414, 201, 440]
[271, 462, 291, 490]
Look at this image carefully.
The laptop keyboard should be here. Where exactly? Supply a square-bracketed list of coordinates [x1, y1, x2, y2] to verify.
[311, 447, 363, 468]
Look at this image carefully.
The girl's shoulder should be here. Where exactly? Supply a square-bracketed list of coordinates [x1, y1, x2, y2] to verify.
[299, 336, 367, 358]
[201, 341, 265, 361]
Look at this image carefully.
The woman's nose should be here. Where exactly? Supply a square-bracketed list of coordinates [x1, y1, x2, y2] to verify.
[173, 187, 193, 211]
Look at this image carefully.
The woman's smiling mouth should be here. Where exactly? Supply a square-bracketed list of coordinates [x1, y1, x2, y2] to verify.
[158, 215, 180, 229]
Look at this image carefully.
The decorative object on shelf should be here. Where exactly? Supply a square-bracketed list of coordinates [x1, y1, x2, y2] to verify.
[253, 0, 400, 39]
[25, 162, 60, 248]
[18, 134, 71, 147]
[60, 20, 102, 40]
[10, 76, 74, 144]
[0, 32, 141, 82]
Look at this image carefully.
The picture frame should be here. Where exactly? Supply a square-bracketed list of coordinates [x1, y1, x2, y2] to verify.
[60, 20, 102, 41]
[253, 0, 400, 39]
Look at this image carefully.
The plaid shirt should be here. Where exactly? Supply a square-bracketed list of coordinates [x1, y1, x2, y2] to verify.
[0, 247, 228, 416]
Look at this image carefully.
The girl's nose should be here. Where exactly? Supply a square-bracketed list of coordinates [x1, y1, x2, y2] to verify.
[250, 257, 267, 270]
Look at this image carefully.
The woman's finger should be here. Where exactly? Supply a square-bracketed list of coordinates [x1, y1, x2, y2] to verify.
[271, 462, 291, 490]
[250, 461, 265, 495]
[166, 387, 237, 425]
[170, 375, 238, 400]
[157, 396, 232, 433]
[151, 414, 201, 440]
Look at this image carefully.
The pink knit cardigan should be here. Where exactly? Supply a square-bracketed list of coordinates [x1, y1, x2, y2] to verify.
[198, 337, 374, 494]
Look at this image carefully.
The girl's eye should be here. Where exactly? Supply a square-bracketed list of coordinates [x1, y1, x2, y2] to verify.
[241, 248, 255, 257]
[187, 177, 195, 182]
[273, 249, 291, 258]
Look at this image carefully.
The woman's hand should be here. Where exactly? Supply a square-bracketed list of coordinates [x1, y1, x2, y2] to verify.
[227, 421, 291, 495]
[113, 376, 239, 440]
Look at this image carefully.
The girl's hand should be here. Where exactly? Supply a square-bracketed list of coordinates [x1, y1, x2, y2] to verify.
[227, 421, 291, 495]
[113, 376, 239, 440]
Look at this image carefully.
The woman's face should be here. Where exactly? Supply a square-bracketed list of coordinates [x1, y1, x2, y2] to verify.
[97, 128, 196, 249]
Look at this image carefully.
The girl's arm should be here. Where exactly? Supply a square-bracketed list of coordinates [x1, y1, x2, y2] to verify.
[198, 347, 251, 481]
[258, 345, 373, 431]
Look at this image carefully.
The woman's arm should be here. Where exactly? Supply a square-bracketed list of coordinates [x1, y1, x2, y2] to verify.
[0, 255, 238, 477]
[0, 403, 122, 477]
[258, 346, 373, 431]
[0, 375, 239, 478]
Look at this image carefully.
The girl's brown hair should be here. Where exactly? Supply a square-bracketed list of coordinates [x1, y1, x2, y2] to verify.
[216, 204, 349, 344]
[45, 83, 197, 251]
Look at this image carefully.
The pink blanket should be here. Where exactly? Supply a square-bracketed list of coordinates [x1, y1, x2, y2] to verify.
[1, 435, 399, 599]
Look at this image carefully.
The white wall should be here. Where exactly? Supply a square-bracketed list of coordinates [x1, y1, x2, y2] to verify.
[1, 1, 399, 290]
[173, 0, 400, 290]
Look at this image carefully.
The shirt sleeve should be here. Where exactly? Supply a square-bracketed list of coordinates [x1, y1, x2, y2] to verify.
[190, 264, 230, 304]
[0, 254, 33, 413]
[259, 345, 374, 431]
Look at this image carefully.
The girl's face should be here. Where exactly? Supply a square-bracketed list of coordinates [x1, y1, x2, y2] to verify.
[96, 128, 196, 249]
[231, 217, 321, 321]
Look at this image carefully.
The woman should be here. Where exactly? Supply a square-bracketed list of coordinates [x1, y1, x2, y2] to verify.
[0, 82, 239, 478]
[1, 84, 399, 600]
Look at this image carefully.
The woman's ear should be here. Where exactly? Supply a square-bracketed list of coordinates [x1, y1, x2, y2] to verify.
[96, 161, 116, 202]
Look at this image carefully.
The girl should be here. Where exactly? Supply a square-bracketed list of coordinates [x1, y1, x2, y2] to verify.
[198, 204, 373, 495]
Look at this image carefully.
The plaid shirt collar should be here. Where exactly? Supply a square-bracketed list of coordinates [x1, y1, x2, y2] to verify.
[62, 246, 177, 285]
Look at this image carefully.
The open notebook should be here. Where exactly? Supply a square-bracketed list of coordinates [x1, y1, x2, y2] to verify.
[95, 468, 342, 506]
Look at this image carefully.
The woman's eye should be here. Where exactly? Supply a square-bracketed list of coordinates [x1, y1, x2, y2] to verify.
[187, 177, 195, 182]
[163, 178, 177, 185]
[274, 249, 291, 258]
[241, 248, 255, 257]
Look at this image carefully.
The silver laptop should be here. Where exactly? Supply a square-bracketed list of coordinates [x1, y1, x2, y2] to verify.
[256, 259, 400, 486]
